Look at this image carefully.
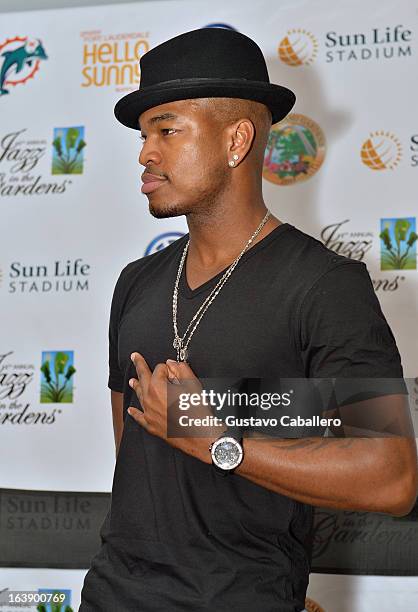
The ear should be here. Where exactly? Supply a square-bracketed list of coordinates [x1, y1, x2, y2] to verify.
[227, 118, 256, 166]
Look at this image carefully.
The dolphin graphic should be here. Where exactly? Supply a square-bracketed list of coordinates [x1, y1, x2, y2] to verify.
[0, 39, 47, 95]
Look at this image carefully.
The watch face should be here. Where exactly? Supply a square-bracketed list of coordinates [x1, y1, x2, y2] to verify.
[211, 437, 243, 470]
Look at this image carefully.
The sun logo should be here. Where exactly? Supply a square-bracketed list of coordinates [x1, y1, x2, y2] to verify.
[361, 131, 402, 170]
[278, 29, 318, 66]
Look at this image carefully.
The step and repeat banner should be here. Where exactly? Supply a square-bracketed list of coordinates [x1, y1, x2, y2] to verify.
[0, 0, 417, 610]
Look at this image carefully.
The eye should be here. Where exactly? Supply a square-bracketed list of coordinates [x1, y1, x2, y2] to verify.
[161, 128, 176, 136]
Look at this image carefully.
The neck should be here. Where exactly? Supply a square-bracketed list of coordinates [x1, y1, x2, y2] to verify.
[185, 196, 281, 269]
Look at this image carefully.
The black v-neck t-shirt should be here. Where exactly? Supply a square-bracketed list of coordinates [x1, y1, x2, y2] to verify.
[80, 223, 403, 612]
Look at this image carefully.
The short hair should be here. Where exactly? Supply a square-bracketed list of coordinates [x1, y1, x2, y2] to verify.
[196, 97, 272, 165]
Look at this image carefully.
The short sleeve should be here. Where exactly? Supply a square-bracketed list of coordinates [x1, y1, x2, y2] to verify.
[299, 261, 405, 385]
[107, 270, 126, 393]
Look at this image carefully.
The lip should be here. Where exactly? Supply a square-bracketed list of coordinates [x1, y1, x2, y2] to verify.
[141, 172, 167, 194]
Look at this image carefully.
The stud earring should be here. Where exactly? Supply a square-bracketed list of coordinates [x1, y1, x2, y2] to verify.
[233, 154, 239, 161]
[228, 160, 235, 167]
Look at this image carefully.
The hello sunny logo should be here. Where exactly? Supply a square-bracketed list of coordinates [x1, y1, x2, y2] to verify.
[0, 36, 47, 96]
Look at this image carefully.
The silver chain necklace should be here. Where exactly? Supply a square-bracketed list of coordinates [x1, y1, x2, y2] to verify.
[172, 209, 271, 362]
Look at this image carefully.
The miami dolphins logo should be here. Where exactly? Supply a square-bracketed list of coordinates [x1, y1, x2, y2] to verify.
[0, 36, 48, 96]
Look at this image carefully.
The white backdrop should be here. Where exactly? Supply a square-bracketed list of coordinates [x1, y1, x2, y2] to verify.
[1, 0, 417, 610]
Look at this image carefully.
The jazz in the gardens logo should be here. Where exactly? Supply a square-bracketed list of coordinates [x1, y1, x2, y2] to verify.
[40, 351, 76, 404]
[81, 29, 149, 91]
[0, 127, 86, 197]
[0, 36, 47, 96]
[5, 257, 90, 294]
[263, 114, 326, 185]
[52, 126, 86, 175]
[145, 232, 186, 256]
[278, 24, 412, 65]
[0, 350, 62, 425]
[380, 217, 417, 270]
[320, 218, 414, 292]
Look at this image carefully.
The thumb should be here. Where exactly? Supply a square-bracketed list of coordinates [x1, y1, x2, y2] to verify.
[166, 359, 198, 383]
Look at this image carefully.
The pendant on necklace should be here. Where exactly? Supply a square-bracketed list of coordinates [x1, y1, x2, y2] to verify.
[179, 347, 188, 362]
[173, 337, 181, 349]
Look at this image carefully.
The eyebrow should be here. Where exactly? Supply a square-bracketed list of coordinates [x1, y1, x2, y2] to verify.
[139, 112, 178, 130]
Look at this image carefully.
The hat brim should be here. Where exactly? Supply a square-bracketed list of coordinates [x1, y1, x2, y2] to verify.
[114, 78, 296, 129]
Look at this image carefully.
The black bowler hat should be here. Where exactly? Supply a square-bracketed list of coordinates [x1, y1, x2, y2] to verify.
[114, 27, 296, 129]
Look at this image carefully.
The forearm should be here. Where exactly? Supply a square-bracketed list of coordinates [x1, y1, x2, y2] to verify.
[191, 434, 417, 516]
[238, 436, 417, 515]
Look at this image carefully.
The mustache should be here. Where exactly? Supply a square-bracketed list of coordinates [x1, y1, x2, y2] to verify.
[143, 168, 168, 179]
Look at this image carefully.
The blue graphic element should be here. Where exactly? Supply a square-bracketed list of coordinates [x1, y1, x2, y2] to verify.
[145, 232, 185, 256]
[203, 24, 238, 31]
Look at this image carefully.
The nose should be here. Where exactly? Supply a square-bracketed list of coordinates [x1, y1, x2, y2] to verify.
[138, 136, 162, 167]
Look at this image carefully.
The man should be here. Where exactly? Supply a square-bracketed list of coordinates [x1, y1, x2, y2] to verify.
[80, 28, 417, 612]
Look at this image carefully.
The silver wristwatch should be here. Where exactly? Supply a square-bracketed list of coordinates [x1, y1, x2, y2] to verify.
[209, 432, 244, 474]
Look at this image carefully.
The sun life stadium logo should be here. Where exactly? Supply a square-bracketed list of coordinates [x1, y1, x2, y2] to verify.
[263, 113, 326, 185]
[0, 36, 47, 96]
[361, 131, 402, 170]
[278, 29, 319, 66]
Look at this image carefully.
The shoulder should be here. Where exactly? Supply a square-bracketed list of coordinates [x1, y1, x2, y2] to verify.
[116, 232, 188, 291]
[280, 224, 368, 294]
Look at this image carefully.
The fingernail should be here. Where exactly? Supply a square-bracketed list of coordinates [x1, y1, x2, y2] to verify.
[131, 353, 136, 361]
[166, 359, 177, 365]
[127, 407, 132, 415]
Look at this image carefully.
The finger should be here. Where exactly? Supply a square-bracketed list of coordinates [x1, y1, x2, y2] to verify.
[153, 362, 169, 381]
[152, 363, 170, 395]
[166, 359, 202, 395]
[166, 361, 181, 384]
[166, 359, 198, 382]
[128, 376, 144, 405]
[131, 352, 152, 396]
[127, 406, 149, 430]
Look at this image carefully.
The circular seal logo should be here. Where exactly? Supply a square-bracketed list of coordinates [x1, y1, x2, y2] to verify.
[305, 597, 325, 612]
[145, 232, 185, 256]
[263, 114, 326, 185]
[278, 29, 318, 66]
[360, 131, 402, 170]
[0, 37, 48, 95]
